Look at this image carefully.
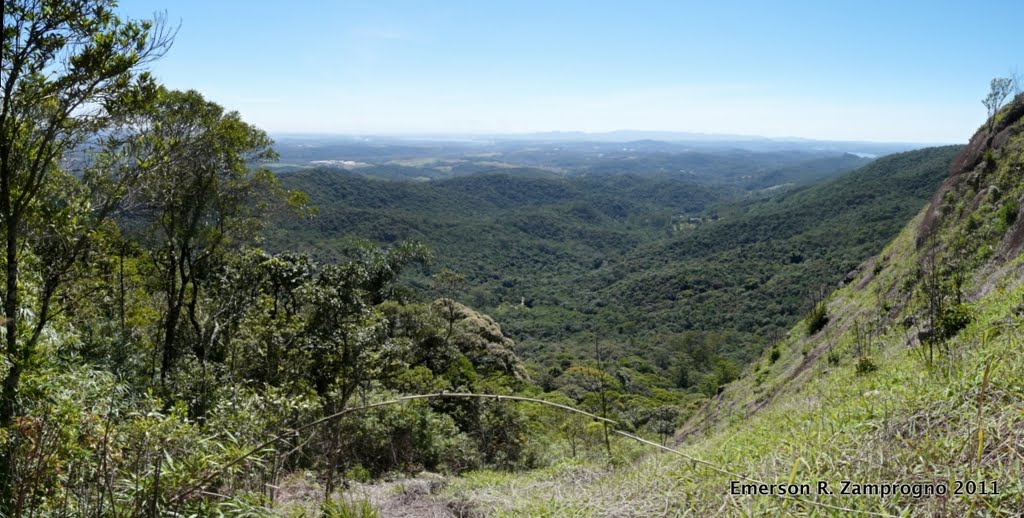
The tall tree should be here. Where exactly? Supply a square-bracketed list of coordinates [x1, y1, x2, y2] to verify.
[983, 77, 1014, 131]
[123, 88, 282, 388]
[0, 0, 172, 508]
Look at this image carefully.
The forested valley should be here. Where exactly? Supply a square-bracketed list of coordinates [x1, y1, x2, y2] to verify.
[270, 145, 958, 395]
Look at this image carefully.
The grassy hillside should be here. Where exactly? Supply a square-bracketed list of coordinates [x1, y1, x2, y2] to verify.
[420, 94, 1024, 517]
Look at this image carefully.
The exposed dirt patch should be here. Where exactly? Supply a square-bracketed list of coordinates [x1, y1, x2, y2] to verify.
[855, 257, 880, 291]
[672, 393, 733, 445]
[348, 473, 469, 518]
[275, 472, 473, 518]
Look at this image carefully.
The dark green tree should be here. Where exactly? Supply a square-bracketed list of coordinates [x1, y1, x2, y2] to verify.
[123, 88, 281, 387]
[0, 2, 171, 507]
[647, 405, 681, 444]
[433, 266, 467, 345]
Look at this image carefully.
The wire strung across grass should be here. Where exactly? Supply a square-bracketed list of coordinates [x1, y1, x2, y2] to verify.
[171, 392, 898, 517]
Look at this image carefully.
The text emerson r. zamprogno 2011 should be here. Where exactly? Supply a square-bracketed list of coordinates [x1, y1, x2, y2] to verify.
[729, 479, 1000, 498]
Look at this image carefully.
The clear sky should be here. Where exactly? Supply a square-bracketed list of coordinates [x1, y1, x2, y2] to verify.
[116, 0, 1022, 142]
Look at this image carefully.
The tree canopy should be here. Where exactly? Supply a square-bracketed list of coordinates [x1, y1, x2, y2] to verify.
[1, 2, 173, 508]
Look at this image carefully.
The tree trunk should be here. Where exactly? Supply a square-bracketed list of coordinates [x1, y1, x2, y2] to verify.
[161, 267, 184, 386]
[1, 212, 18, 428]
[0, 209, 18, 515]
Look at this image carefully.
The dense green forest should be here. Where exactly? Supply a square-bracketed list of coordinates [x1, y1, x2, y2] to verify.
[0, 4, 718, 515]
[4, 1, 1020, 517]
[271, 146, 958, 393]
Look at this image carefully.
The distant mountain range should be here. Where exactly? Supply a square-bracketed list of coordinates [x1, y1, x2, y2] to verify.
[272, 131, 948, 156]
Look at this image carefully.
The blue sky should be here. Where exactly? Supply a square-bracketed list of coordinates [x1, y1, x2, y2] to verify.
[117, 0, 1022, 142]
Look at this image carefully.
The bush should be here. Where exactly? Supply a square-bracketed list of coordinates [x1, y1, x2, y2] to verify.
[321, 497, 380, 518]
[7, 366, 230, 517]
[807, 309, 828, 335]
[332, 396, 481, 477]
[827, 350, 841, 367]
[983, 148, 996, 166]
[806, 299, 829, 336]
[998, 199, 1020, 229]
[345, 465, 372, 483]
[855, 356, 878, 375]
[938, 303, 974, 340]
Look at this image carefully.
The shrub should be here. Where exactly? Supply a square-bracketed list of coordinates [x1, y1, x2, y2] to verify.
[827, 350, 841, 367]
[754, 369, 768, 387]
[998, 199, 1020, 229]
[938, 303, 974, 340]
[345, 465, 372, 483]
[806, 300, 829, 336]
[983, 148, 996, 166]
[321, 497, 380, 518]
[332, 396, 480, 477]
[855, 355, 878, 375]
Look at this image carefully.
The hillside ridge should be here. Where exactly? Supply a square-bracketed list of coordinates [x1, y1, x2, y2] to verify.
[919, 93, 1024, 249]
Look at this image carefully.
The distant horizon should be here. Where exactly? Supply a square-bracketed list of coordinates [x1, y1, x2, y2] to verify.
[267, 128, 962, 146]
